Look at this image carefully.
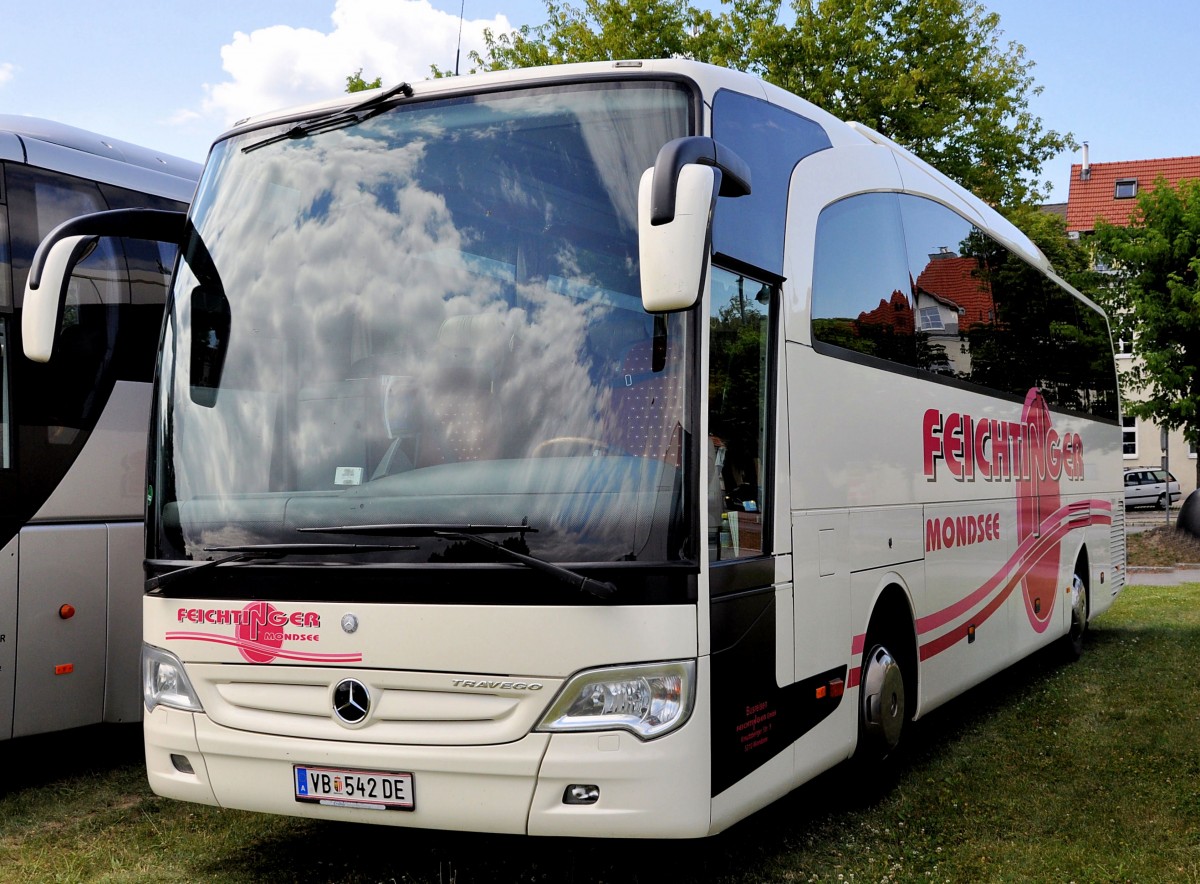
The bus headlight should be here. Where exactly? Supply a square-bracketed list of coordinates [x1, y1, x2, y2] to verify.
[142, 643, 204, 713]
[536, 660, 695, 740]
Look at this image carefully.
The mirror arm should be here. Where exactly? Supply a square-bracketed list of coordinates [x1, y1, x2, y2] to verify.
[28, 208, 187, 291]
[649, 136, 752, 225]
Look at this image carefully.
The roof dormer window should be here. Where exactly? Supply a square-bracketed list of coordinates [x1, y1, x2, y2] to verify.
[1114, 178, 1138, 199]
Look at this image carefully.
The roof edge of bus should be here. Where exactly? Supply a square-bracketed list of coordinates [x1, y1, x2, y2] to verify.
[846, 120, 1053, 274]
[216, 60, 783, 145]
[0, 114, 202, 183]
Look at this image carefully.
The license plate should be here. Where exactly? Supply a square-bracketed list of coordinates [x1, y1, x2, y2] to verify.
[294, 765, 414, 811]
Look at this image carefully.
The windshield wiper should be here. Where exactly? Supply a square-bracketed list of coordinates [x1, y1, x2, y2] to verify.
[300, 523, 617, 601]
[243, 81, 414, 153]
[146, 542, 417, 593]
[302, 523, 538, 537]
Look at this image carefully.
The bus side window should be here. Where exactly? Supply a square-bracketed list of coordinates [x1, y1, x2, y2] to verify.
[709, 266, 772, 560]
[810, 193, 913, 365]
[7, 166, 124, 435]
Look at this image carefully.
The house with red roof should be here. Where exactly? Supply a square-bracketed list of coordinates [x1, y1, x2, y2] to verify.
[1066, 149, 1200, 234]
[913, 251, 996, 332]
[1063, 149, 1200, 502]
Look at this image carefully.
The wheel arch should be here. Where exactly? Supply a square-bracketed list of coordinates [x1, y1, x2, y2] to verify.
[861, 580, 919, 720]
[1066, 535, 1092, 623]
[1075, 542, 1091, 592]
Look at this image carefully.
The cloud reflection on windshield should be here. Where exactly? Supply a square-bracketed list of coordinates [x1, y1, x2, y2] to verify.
[163, 83, 694, 563]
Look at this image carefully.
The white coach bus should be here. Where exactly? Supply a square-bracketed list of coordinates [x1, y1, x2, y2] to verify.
[26, 61, 1124, 836]
[0, 117, 198, 740]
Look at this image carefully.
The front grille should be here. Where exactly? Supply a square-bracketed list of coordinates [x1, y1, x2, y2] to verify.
[188, 663, 562, 745]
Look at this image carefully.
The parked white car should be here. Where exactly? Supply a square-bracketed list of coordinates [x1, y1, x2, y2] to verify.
[1123, 467, 1182, 509]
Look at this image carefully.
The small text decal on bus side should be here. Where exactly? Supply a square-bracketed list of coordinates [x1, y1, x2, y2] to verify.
[925, 512, 1001, 552]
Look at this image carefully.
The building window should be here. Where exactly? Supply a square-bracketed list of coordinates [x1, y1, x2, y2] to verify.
[1114, 179, 1138, 199]
[1123, 415, 1138, 458]
[917, 305, 944, 331]
[1115, 336, 1133, 358]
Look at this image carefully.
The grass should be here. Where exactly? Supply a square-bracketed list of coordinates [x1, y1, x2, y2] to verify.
[3, 582, 1199, 883]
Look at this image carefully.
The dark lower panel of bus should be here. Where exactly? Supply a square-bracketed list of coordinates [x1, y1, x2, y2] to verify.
[709, 586, 845, 796]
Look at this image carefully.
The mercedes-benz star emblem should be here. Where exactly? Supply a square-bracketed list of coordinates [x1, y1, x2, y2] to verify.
[341, 613, 359, 634]
[332, 678, 371, 724]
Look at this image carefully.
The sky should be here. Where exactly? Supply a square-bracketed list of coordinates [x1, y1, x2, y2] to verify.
[1, 0, 1197, 201]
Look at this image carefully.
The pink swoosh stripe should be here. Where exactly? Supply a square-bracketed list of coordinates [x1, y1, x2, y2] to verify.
[849, 498, 1112, 680]
[166, 630, 364, 663]
[916, 499, 1108, 633]
[918, 522, 1069, 660]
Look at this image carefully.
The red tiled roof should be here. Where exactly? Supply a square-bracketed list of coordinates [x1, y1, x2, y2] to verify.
[854, 256, 997, 336]
[1066, 155, 1200, 233]
[857, 289, 913, 334]
[914, 255, 995, 330]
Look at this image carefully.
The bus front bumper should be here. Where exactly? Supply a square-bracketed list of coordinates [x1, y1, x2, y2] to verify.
[145, 704, 713, 838]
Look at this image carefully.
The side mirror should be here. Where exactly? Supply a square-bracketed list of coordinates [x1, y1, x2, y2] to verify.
[22, 235, 97, 363]
[22, 208, 187, 362]
[638, 137, 751, 313]
[189, 284, 231, 408]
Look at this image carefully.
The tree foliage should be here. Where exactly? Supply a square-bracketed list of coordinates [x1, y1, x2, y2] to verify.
[469, 0, 1070, 206]
[1093, 179, 1200, 479]
[466, 0, 720, 71]
[346, 69, 383, 93]
[1002, 204, 1105, 298]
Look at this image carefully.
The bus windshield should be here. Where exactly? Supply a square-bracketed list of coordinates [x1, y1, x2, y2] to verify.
[151, 80, 696, 568]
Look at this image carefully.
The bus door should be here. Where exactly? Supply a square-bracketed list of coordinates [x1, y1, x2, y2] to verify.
[706, 267, 802, 794]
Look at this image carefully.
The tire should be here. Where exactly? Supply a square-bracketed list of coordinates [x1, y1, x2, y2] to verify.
[856, 641, 908, 763]
[1064, 570, 1089, 660]
[1156, 493, 1166, 510]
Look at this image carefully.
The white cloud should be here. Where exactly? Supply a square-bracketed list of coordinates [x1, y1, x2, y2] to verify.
[0, 63, 15, 88]
[197, 0, 512, 128]
[166, 108, 202, 126]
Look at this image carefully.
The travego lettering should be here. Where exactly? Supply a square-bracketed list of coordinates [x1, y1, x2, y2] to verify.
[451, 679, 544, 691]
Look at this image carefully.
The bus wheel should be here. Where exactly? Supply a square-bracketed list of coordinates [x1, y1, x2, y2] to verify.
[858, 642, 907, 761]
[1064, 571, 1089, 659]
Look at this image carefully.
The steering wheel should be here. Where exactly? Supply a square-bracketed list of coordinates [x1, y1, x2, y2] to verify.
[530, 436, 614, 457]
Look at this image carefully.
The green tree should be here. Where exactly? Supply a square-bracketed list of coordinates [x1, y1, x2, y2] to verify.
[732, 0, 1067, 206]
[464, 0, 719, 72]
[1093, 178, 1200, 484]
[1003, 204, 1105, 297]
[470, 0, 1069, 207]
[346, 68, 382, 93]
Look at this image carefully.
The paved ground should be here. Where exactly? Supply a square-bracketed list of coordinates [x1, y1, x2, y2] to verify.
[1126, 566, 1200, 585]
[1125, 510, 1178, 534]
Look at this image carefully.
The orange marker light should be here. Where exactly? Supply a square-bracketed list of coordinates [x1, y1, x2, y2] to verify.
[59, 604, 76, 620]
[815, 685, 828, 699]
[55, 663, 74, 675]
